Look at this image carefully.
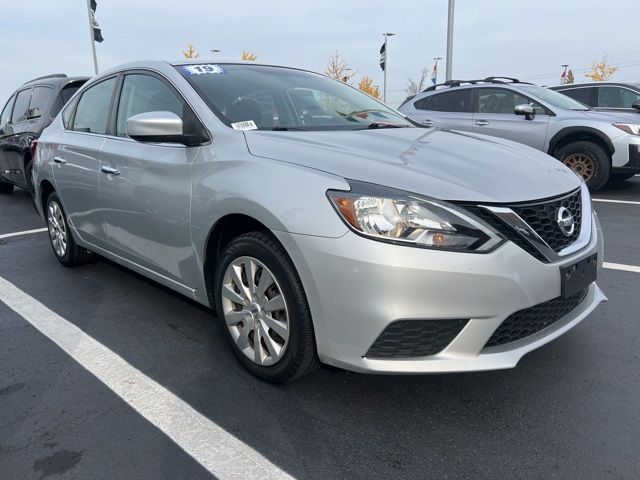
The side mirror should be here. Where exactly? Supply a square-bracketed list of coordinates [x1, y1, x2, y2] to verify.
[514, 104, 536, 120]
[632, 102, 640, 112]
[127, 111, 190, 145]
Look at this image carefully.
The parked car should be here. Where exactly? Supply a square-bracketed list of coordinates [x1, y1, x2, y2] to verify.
[0, 74, 88, 196]
[550, 82, 640, 114]
[34, 62, 605, 383]
[398, 77, 640, 189]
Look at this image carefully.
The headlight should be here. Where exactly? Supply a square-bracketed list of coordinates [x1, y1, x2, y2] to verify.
[613, 123, 640, 136]
[327, 182, 504, 252]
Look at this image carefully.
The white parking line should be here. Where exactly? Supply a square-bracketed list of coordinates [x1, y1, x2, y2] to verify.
[0, 276, 293, 480]
[593, 198, 640, 205]
[604, 262, 640, 274]
[0, 227, 47, 240]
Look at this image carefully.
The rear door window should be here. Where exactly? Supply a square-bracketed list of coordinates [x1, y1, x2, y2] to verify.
[11, 89, 32, 123]
[28, 86, 53, 119]
[424, 89, 473, 112]
[72, 77, 117, 134]
[0, 95, 15, 126]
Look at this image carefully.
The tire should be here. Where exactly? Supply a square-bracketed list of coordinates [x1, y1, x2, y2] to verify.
[45, 192, 93, 267]
[608, 172, 636, 183]
[213, 231, 319, 383]
[554, 141, 610, 191]
[0, 176, 13, 194]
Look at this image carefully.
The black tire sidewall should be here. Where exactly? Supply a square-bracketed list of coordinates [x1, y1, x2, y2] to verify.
[556, 141, 610, 191]
[213, 233, 314, 383]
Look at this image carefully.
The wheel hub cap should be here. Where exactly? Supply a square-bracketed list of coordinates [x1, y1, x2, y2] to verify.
[221, 256, 290, 366]
[47, 201, 67, 258]
[563, 153, 595, 182]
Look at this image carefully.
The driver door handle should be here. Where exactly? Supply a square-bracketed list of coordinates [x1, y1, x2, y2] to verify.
[101, 166, 120, 176]
[474, 120, 489, 126]
[53, 157, 67, 165]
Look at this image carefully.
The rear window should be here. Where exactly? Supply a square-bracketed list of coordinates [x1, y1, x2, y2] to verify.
[423, 89, 473, 113]
[61, 83, 85, 104]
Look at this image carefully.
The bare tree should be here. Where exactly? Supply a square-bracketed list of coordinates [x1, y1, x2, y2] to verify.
[405, 67, 430, 96]
[325, 51, 356, 83]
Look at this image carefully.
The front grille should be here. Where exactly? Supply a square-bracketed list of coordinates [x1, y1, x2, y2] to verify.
[366, 319, 468, 358]
[510, 189, 582, 252]
[484, 288, 588, 348]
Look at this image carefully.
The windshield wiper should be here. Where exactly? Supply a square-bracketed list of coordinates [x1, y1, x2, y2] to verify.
[271, 126, 308, 131]
[365, 122, 408, 129]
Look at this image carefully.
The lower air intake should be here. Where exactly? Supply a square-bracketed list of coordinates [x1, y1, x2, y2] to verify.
[366, 319, 469, 358]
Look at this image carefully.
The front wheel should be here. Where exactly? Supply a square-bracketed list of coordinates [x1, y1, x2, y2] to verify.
[555, 141, 610, 191]
[45, 192, 94, 267]
[213, 231, 318, 383]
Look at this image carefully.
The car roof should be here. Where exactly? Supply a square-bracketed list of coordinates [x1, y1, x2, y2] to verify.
[551, 82, 640, 90]
[20, 74, 90, 89]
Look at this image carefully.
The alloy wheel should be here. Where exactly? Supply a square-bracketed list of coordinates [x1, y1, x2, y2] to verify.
[563, 153, 595, 181]
[47, 201, 67, 258]
[221, 256, 290, 366]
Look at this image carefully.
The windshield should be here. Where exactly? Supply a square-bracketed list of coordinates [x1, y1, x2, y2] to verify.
[517, 85, 590, 111]
[175, 63, 415, 131]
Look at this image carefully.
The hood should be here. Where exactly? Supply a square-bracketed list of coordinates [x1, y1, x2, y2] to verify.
[244, 128, 580, 203]
[578, 110, 640, 123]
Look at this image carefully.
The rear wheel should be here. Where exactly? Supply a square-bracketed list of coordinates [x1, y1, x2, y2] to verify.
[0, 176, 13, 194]
[46, 192, 93, 267]
[555, 141, 610, 191]
[213, 231, 319, 383]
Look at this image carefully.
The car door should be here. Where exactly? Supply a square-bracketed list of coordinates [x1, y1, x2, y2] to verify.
[472, 87, 550, 150]
[52, 76, 118, 248]
[0, 94, 16, 179]
[99, 72, 199, 283]
[410, 88, 474, 131]
[2, 88, 32, 184]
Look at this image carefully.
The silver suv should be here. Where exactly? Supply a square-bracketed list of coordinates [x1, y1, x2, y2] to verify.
[34, 62, 604, 382]
[398, 77, 640, 190]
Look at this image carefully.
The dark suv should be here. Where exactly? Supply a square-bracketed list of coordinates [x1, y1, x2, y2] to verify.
[551, 82, 640, 114]
[0, 74, 88, 195]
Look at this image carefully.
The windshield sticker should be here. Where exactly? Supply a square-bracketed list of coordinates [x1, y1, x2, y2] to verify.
[180, 64, 227, 75]
[231, 120, 258, 131]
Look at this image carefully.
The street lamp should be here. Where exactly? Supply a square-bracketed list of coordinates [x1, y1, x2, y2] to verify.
[445, 0, 455, 81]
[382, 33, 395, 103]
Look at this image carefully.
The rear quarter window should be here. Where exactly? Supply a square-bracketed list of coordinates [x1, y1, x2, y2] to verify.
[423, 89, 473, 112]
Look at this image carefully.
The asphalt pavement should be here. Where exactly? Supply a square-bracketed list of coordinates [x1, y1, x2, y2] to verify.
[1, 178, 639, 480]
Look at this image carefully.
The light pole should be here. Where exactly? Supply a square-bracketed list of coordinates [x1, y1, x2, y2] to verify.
[433, 57, 443, 85]
[382, 33, 395, 103]
[561, 64, 569, 84]
[445, 0, 455, 81]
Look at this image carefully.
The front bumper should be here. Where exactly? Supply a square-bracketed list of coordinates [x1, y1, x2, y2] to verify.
[612, 134, 640, 172]
[274, 212, 605, 374]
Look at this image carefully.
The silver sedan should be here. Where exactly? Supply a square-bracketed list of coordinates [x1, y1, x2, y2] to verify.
[33, 61, 605, 382]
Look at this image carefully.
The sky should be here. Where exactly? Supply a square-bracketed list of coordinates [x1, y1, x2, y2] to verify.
[1, 0, 640, 107]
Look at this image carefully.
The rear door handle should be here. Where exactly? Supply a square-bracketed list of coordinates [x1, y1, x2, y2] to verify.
[53, 157, 67, 165]
[101, 166, 120, 176]
[474, 120, 489, 126]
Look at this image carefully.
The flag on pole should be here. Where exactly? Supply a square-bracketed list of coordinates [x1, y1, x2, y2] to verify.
[560, 66, 568, 84]
[431, 62, 438, 85]
[379, 43, 386, 71]
[90, 0, 104, 43]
